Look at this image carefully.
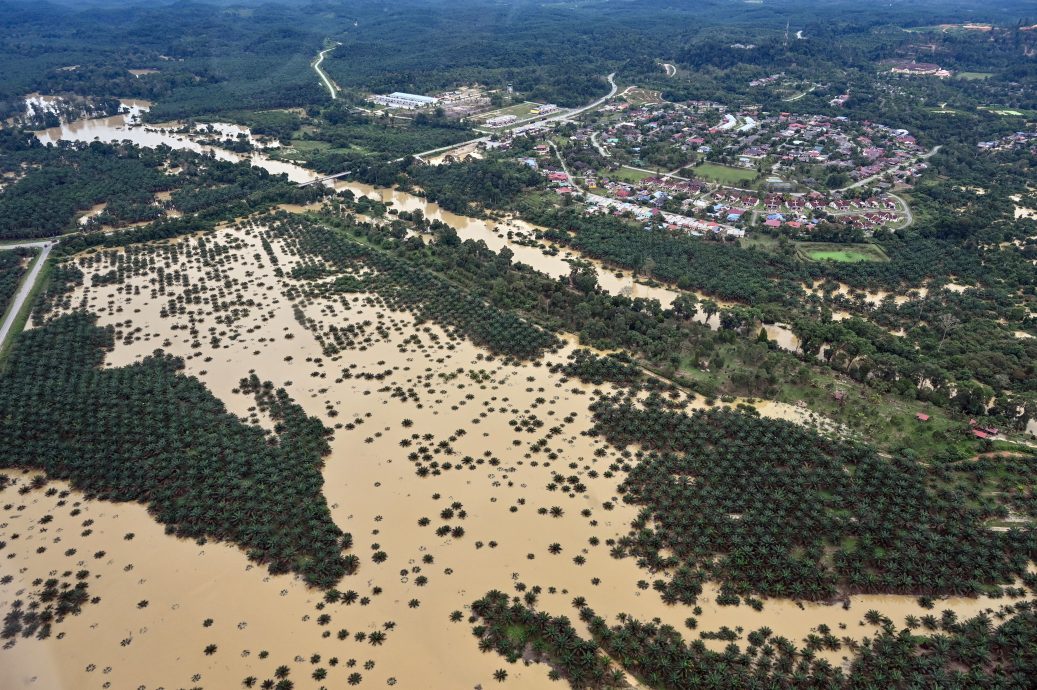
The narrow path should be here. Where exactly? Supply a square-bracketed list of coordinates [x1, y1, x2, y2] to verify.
[0, 241, 53, 351]
[548, 142, 584, 194]
[783, 85, 816, 102]
[313, 43, 341, 100]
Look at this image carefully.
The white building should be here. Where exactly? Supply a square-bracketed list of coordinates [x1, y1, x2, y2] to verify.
[369, 92, 440, 109]
[485, 114, 518, 128]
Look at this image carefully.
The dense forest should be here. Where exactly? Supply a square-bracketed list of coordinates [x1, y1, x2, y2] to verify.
[2, 0, 1034, 122]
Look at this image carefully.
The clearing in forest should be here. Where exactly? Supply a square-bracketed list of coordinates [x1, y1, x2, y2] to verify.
[797, 242, 889, 263]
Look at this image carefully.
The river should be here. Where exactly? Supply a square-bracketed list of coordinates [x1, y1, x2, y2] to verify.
[33, 99, 810, 350]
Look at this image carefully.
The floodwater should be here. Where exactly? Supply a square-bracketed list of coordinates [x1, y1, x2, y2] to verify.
[2, 223, 1016, 689]
[806, 281, 929, 308]
[33, 104, 816, 352]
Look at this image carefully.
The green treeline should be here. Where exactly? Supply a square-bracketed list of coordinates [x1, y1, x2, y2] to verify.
[296, 209, 729, 371]
[471, 589, 1037, 688]
[0, 133, 326, 241]
[407, 158, 543, 215]
[273, 215, 560, 360]
[0, 311, 356, 588]
[533, 207, 802, 304]
[0, 248, 33, 317]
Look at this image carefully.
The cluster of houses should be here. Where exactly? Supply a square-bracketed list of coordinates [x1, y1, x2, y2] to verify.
[586, 102, 926, 188]
[585, 192, 746, 239]
[749, 73, 785, 88]
[576, 169, 904, 230]
[531, 158, 905, 234]
[978, 129, 1037, 154]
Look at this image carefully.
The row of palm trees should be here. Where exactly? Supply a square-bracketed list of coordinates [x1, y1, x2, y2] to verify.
[471, 591, 1037, 688]
[589, 394, 1037, 601]
[270, 217, 561, 360]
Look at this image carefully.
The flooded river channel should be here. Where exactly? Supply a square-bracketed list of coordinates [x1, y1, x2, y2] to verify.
[33, 101, 810, 351]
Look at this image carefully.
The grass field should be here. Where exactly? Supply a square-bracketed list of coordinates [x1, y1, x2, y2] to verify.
[689, 162, 756, 186]
[271, 139, 365, 162]
[979, 106, 1034, 117]
[797, 241, 888, 263]
[473, 101, 543, 122]
[621, 88, 663, 106]
[956, 71, 994, 80]
[610, 166, 656, 183]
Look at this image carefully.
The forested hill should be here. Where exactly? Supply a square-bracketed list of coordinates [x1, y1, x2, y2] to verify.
[2, 0, 1035, 122]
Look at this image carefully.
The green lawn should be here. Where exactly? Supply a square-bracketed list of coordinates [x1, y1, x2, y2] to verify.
[473, 101, 542, 122]
[796, 242, 888, 263]
[610, 166, 656, 183]
[956, 71, 994, 80]
[689, 162, 756, 186]
[979, 106, 1034, 117]
[271, 139, 365, 162]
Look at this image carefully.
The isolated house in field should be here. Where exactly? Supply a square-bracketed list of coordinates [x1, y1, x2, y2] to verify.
[915, 412, 930, 422]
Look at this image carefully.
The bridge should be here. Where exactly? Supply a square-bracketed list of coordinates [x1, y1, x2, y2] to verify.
[298, 170, 353, 188]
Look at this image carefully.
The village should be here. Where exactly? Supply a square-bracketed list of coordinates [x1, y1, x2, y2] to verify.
[467, 97, 928, 239]
[978, 126, 1037, 153]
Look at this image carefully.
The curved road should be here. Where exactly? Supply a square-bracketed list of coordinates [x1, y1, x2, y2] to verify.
[887, 192, 914, 229]
[835, 145, 942, 193]
[313, 44, 341, 100]
[829, 145, 940, 229]
[385, 73, 618, 166]
[0, 241, 53, 352]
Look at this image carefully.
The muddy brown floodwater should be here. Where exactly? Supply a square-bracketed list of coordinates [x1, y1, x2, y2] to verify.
[1, 222, 1011, 689]
[35, 104, 818, 352]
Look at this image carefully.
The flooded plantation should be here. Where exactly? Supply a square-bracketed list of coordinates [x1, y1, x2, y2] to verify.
[1, 219, 1019, 689]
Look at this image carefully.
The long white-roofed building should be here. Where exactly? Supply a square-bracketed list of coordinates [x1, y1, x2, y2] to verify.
[369, 92, 440, 109]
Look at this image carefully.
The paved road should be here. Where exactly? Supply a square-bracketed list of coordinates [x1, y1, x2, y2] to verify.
[313, 44, 341, 100]
[548, 141, 583, 193]
[0, 241, 53, 351]
[887, 192, 914, 229]
[383, 73, 618, 166]
[835, 145, 942, 192]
